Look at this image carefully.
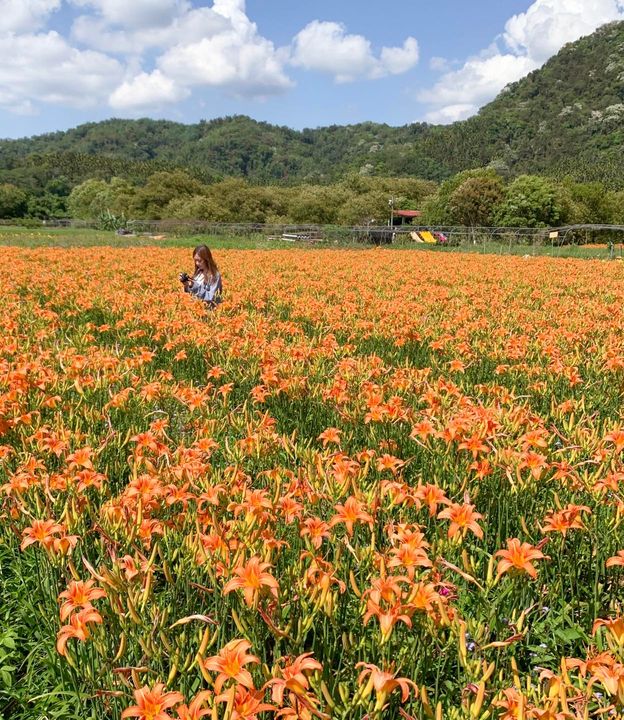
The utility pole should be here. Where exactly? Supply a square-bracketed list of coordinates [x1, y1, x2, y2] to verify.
[389, 196, 394, 227]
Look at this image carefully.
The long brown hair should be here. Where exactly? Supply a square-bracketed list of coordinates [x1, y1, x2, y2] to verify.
[192, 245, 219, 279]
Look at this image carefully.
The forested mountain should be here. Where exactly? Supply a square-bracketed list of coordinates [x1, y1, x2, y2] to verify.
[1, 21, 623, 192]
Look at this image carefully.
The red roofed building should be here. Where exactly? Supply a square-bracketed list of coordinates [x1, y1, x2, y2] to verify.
[393, 209, 422, 226]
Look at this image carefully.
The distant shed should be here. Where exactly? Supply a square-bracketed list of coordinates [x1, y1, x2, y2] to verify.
[392, 209, 422, 226]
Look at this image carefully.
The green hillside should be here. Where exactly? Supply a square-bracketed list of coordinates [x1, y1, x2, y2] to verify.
[1, 21, 623, 191]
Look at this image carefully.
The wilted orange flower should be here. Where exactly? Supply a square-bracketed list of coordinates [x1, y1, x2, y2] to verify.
[121, 683, 184, 720]
[495, 538, 546, 579]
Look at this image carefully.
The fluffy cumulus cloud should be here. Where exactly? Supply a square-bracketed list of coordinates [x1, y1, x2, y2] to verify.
[0, 31, 124, 113]
[70, 0, 190, 30]
[109, 70, 189, 109]
[420, 0, 624, 124]
[291, 21, 418, 83]
[153, 0, 293, 103]
[0, 0, 294, 114]
[0, 0, 421, 117]
[71, 5, 230, 54]
[0, 0, 61, 34]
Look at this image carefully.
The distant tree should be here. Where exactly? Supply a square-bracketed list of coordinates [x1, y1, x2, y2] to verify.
[495, 175, 562, 227]
[67, 179, 109, 219]
[449, 175, 505, 226]
[611, 191, 624, 224]
[336, 190, 390, 225]
[27, 193, 67, 219]
[557, 179, 616, 224]
[132, 171, 205, 218]
[0, 183, 28, 218]
[288, 186, 347, 224]
[421, 168, 504, 225]
[167, 195, 228, 222]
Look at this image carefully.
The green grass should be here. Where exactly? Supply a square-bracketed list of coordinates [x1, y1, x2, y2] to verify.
[0, 225, 295, 250]
[2, 224, 623, 259]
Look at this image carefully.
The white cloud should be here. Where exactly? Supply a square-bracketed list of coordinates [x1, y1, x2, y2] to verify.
[71, 6, 230, 54]
[504, 0, 624, 62]
[0, 31, 124, 113]
[109, 69, 189, 110]
[425, 103, 479, 124]
[69, 0, 190, 30]
[0, 0, 61, 33]
[420, 0, 624, 124]
[429, 56, 451, 72]
[420, 53, 536, 122]
[158, 36, 292, 96]
[291, 21, 418, 83]
[380, 38, 420, 76]
[72, 0, 293, 101]
[155, 2, 293, 97]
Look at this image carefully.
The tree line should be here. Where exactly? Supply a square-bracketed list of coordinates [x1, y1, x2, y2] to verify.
[1, 167, 623, 229]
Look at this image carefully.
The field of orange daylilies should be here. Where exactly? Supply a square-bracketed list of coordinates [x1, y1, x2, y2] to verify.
[1, 246, 624, 720]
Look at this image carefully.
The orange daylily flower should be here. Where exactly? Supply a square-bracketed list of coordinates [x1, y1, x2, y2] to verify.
[66, 446, 94, 469]
[457, 434, 489, 459]
[317, 427, 341, 447]
[58, 579, 106, 621]
[223, 556, 279, 608]
[356, 662, 417, 710]
[376, 454, 404, 474]
[214, 686, 276, 719]
[603, 428, 624, 453]
[542, 504, 590, 537]
[495, 538, 547, 579]
[21, 519, 64, 551]
[330, 496, 374, 536]
[56, 607, 103, 656]
[606, 550, 624, 567]
[121, 683, 184, 720]
[437, 502, 484, 540]
[175, 691, 212, 720]
[415, 483, 450, 516]
[203, 639, 260, 694]
[593, 617, 624, 646]
[299, 517, 332, 549]
[363, 599, 413, 643]
[270, 653, 322, 705]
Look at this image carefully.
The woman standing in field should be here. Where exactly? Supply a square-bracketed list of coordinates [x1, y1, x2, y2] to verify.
[179, 244, 223, 308]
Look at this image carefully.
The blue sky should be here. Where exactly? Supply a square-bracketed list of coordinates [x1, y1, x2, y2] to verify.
[1, 0, 623, 139]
